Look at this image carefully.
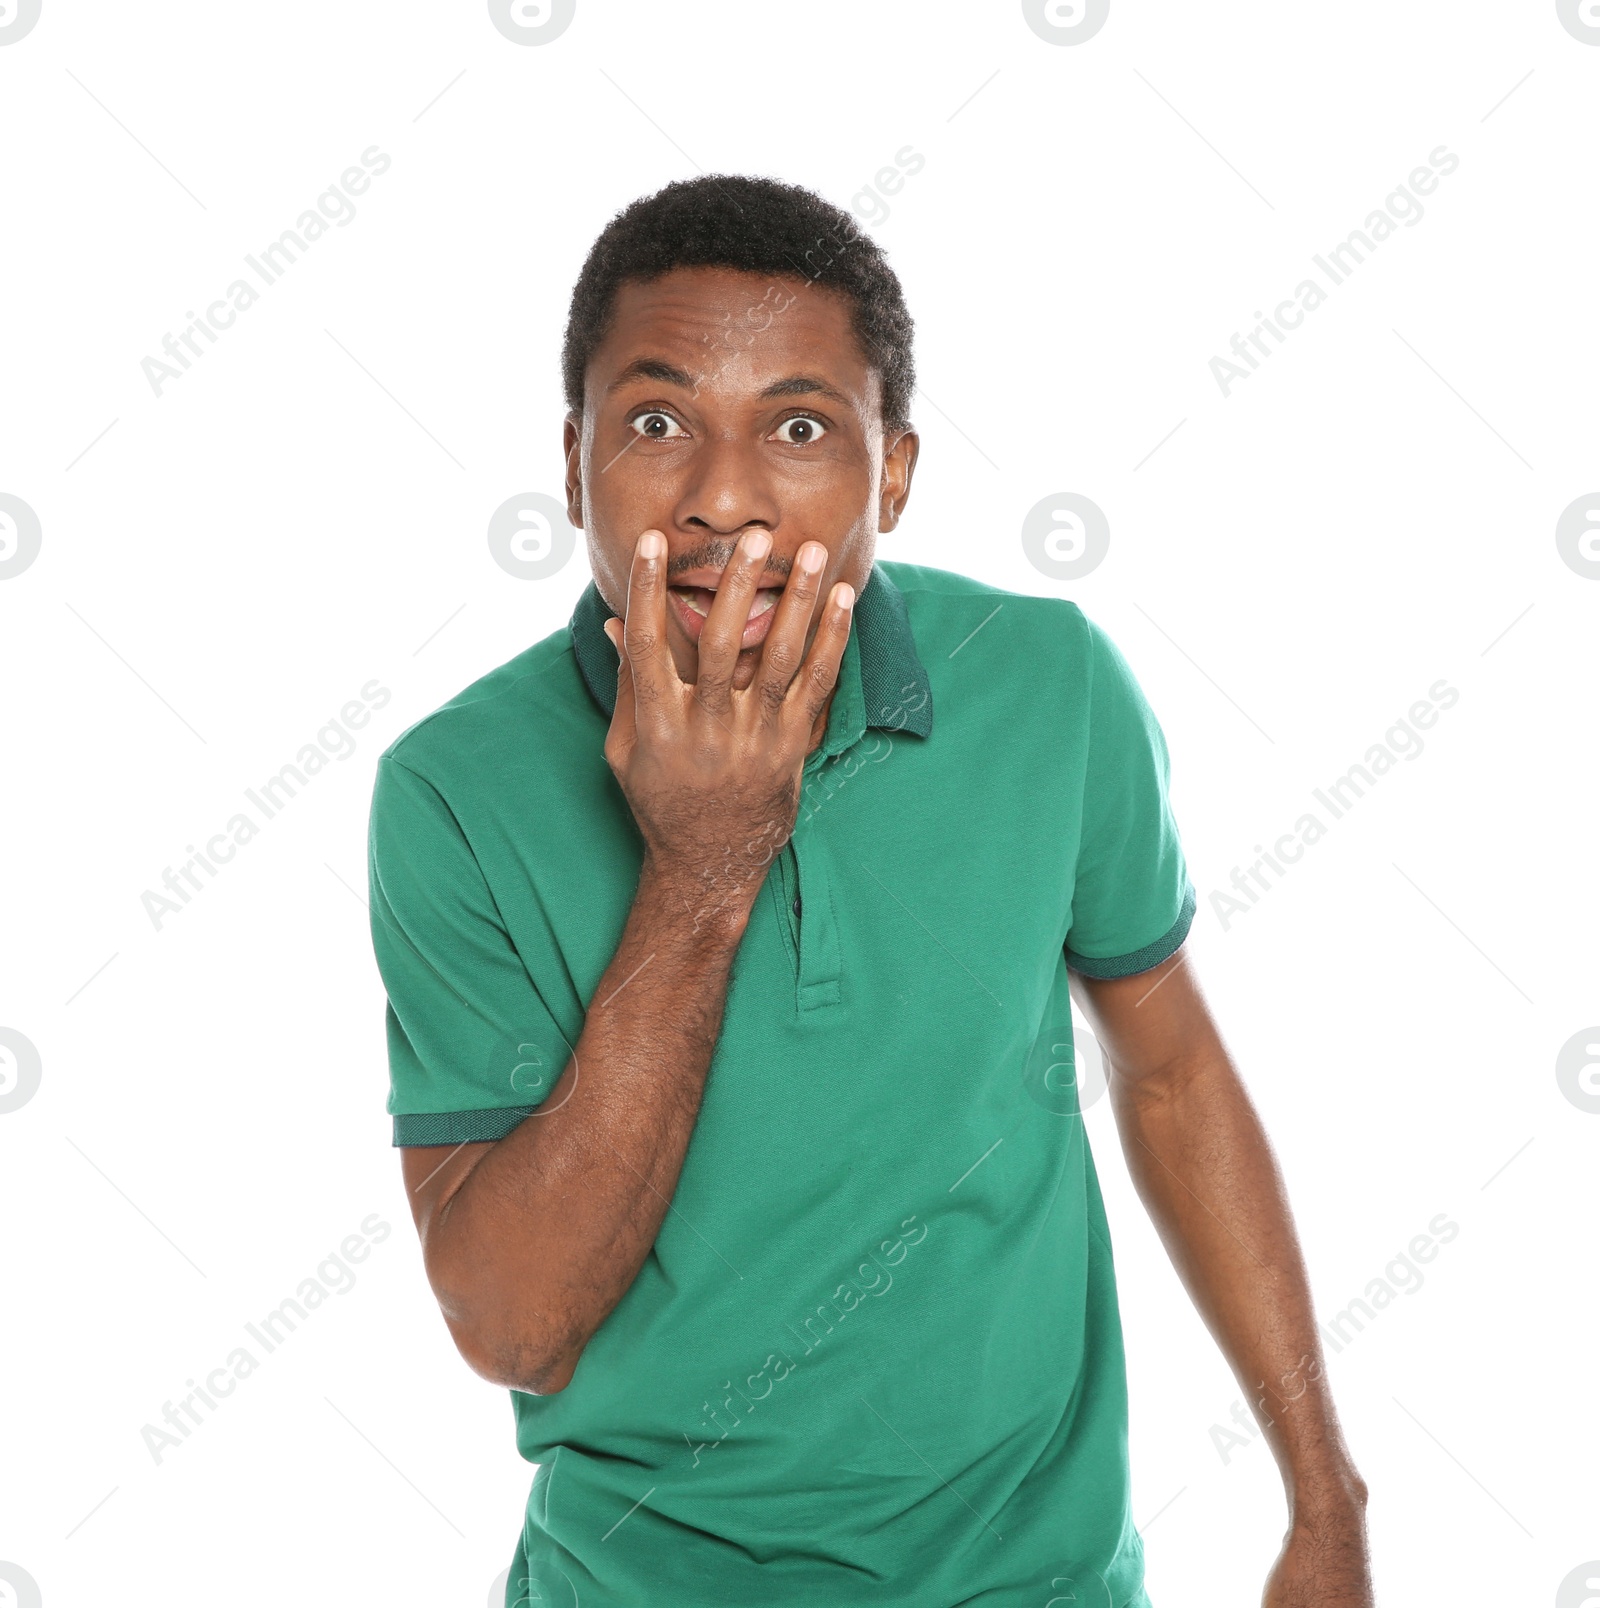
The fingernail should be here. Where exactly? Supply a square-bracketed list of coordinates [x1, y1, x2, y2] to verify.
[799, 542, 824, 573]
[640, 531, 663, 560]
[745, 531, 771, 560]
[836, 582, 855, 609]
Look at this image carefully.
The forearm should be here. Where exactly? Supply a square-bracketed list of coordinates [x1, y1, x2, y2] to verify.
[1109, 1051, 1365, 1514]
[427, 863, 749, 1392]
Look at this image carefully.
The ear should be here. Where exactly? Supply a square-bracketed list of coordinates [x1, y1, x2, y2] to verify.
[563, 414, 584, 529]
[878, 427, 920, 533]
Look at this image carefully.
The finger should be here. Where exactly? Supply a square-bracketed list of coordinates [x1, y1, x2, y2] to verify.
[621, 530, 677, 741]
[602, 617, 637, 763]
[785, 579, 855, 739]
[751, 539, 826, 723]
[691, 529, 771, 719]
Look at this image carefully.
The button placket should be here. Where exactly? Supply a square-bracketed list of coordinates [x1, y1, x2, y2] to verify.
[770, 840, 801, 967]
[789, 811, 842, 1014]
[784, 624, 861, 1017]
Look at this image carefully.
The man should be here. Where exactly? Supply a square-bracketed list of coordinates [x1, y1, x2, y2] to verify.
[367, 175, 1372, 1606]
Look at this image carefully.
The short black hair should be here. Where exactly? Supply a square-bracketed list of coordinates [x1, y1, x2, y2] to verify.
[562, 174, 915, 430]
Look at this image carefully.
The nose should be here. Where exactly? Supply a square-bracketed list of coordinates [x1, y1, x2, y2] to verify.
[672, 431, 781, 539]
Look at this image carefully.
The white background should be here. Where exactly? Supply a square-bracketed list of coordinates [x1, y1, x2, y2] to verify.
[2, 2, 1596, 1604]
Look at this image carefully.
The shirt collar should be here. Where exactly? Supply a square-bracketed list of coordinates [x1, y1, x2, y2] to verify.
[568, 560, 933, 740]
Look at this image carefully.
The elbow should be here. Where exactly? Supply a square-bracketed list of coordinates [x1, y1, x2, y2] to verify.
[444, 1308, 582, 1396]
[422, 1232, 585, 1394]
[518, 1352, 579, 1395]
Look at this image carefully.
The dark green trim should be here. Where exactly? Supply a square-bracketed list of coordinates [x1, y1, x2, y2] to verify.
[568, 561, 933, 738]
[1065, 883, 1197, 980]
[853, 564, 934, 736]
[393, 1106, 536, 1147]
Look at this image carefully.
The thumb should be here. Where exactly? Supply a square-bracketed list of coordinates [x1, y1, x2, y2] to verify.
[603, 617, 636, 739]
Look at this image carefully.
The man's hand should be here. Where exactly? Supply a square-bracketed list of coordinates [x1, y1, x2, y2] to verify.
[1263, 1491, 1375, 1606]
[398, 525, 854, 1397]
[601, 526, 854, 934]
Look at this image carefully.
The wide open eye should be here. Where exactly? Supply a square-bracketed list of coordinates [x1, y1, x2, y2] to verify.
[629, 411, 687, 440]
[770, 415, 828, 445]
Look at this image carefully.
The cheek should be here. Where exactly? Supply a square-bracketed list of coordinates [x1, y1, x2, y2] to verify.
[783, 443, 879, 520]
[584, 531, 631, 615]
[581, 444, 674, 586]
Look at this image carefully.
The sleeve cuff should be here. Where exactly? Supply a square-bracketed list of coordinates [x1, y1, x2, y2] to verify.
[1065, 882, 1196, 980]
[392, 1106, 537, 1147]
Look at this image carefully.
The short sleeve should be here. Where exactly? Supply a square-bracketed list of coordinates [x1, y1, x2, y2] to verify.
[368, 754, 572, 1146]
[1064, 618, 1196, 978]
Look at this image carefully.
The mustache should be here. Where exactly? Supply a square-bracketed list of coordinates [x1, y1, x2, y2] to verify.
[668, 539, 794, 584]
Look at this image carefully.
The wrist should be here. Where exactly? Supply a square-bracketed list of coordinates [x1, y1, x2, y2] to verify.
[634, 858, 757, 949]
[1289, 1463, 1369, 1527]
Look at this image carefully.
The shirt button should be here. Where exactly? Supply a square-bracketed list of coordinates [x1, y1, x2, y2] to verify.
[792, 895, 802, 918]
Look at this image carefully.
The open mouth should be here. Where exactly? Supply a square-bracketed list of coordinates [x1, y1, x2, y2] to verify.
[670, 585, 782, 621]
[667, 583, 784, 649]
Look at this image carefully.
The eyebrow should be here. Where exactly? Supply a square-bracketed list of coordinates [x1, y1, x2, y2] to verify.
[758, 374, 851, 405]
[605, 359, 852, 407]
[606, 358, 696, 393]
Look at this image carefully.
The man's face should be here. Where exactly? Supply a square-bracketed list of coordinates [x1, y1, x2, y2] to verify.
[565, 266, 918, 690]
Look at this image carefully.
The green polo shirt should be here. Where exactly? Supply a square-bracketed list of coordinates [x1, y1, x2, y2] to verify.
[368, 559, 1195, 1608]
